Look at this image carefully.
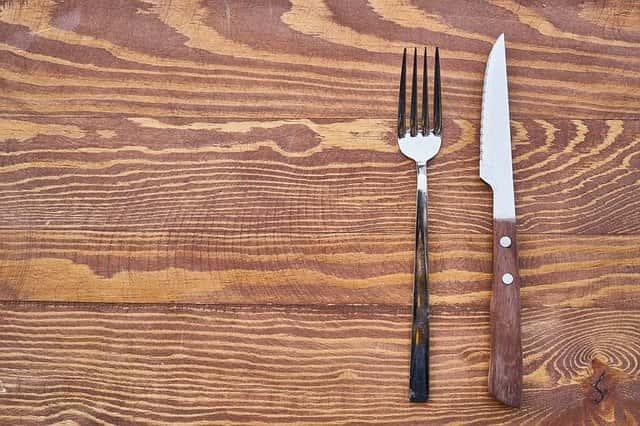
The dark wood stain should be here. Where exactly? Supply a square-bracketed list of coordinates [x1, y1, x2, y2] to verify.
[488, 219, 522, 407]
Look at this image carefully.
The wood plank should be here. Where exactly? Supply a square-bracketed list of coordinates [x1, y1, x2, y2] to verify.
[0, 303, 638, 424]
[1, 0, 639, 119]
[1, 231, 638, 306]
[1, 116, 638, 304]
[1, 116, 638, 236]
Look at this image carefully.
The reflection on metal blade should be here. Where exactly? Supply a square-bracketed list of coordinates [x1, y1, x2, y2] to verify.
[480, 34, 515, 220]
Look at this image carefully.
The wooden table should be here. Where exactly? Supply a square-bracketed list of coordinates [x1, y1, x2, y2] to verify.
[1, 0, 639, 424]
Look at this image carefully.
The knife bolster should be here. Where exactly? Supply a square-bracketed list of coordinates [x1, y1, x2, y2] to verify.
[488, 219, 522, 407]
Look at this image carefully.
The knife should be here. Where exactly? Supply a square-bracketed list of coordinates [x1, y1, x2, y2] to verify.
[480, 33, 523, 407]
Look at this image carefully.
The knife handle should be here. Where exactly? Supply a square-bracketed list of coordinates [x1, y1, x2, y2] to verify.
[489, 219, 522, 407]
[409, 163, 429, 402]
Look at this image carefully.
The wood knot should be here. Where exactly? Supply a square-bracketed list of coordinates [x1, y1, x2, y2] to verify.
[583, 359, 621, 406]
[592, 371, 606, 404]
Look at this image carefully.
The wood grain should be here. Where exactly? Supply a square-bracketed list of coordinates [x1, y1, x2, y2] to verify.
[1, 231, 638, 306]
[0, 115, 637, 303]
[0, 116, 637, 236]
[0, 303, 638, 425]
[1, 0, 639, 119]
[0, 0, 639, 422]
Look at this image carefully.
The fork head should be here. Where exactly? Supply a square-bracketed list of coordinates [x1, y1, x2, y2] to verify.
[397, 47, 442, 164]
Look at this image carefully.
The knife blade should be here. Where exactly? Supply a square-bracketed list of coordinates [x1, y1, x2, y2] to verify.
[480, 33, 523, 408]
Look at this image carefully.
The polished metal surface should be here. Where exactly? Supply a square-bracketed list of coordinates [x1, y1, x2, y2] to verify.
[480, 34, 516, 220]
[397, 47, 442, 403]
[502, 273, 514, 285]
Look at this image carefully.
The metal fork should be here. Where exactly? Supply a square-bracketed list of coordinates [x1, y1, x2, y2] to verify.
[397, 47, 442, 403]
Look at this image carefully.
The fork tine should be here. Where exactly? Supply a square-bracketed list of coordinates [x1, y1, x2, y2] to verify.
[433, 47, 442, 135]
[397, 48, 407, 138]
[410, 48, 418, 136]
[421, 47, 428, 135]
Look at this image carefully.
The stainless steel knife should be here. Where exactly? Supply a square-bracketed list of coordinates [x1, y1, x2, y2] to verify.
[480, 33, 523, 408]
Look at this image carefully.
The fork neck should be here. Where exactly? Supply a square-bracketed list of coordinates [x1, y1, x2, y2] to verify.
[416, 163, 427, 193]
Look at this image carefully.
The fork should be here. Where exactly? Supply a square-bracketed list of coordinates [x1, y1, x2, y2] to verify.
[397, 47, 442, 403]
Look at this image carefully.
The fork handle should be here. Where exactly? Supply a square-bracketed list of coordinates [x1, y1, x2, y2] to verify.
[409, 163, 429, 402]
[488, 219, 522, 407]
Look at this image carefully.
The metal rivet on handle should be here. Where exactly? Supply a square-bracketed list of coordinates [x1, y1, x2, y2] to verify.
[499, 236, 512, 248]
[502, 273, 514, 285]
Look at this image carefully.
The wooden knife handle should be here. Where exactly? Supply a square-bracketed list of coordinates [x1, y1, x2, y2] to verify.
[488, 219, 522, 407]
